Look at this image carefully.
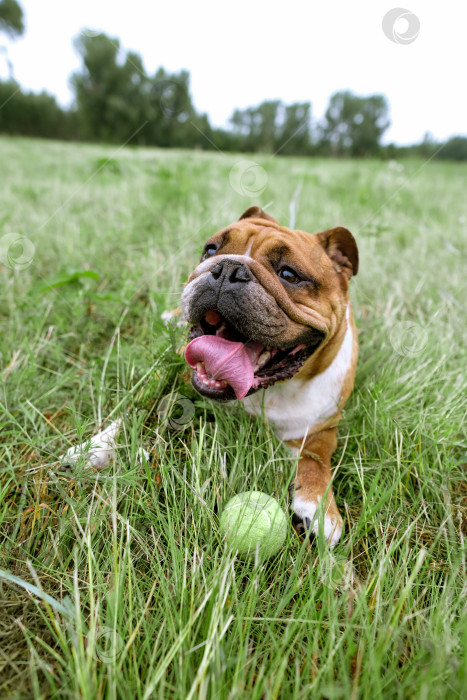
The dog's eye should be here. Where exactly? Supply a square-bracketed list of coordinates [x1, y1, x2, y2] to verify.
[202, 244, 217, 261]
[278, 266, 301, 284]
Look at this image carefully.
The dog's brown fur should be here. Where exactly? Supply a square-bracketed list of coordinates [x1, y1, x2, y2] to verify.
[182, 207, 359, 544]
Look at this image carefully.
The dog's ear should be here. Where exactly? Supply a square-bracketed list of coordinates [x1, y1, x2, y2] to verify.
[317, 227, 359, 278]
[238, 206, 279, 224]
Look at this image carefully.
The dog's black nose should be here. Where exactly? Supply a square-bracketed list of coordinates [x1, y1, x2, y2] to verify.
[210, 260, 252, 285]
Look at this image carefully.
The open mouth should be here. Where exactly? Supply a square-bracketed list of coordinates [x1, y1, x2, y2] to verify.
[185, 310, 323, 401]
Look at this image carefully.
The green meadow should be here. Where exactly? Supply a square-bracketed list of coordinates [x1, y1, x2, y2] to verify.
[0, 136, 465, 699]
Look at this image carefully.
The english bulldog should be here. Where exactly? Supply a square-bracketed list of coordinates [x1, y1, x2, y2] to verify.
[181, 206, 359, 547]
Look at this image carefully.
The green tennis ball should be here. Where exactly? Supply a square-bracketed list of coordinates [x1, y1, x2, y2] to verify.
[219, 491, 288, 559]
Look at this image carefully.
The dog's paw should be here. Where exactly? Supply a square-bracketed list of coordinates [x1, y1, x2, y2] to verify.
[292, 494, 343, 548]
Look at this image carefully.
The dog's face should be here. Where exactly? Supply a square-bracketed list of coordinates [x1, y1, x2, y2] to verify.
[182, 207, 358, 401]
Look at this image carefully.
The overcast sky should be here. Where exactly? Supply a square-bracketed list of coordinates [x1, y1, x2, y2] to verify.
[1, 0, 465, 145]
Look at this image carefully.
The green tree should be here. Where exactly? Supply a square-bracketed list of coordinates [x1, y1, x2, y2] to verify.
[276, 102, 312, 155]
[255, 100, 281, 152]
[436, 136, 467, 161]
[71, 32, 209, 148]
[0, 80, 72, 139]
[147, 67, 203, 148]
[322, 91, 390, 157]
[71, 32, 150, 143]
[0, 0, 24, 38]
[0, 0, 24, 79]
[230, 100, 281, 152]
[0, 1, 71, 142]
[229, 100, 314, 155]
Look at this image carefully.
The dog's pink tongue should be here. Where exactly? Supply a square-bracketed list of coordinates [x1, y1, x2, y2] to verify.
[185, 336, 256, 399]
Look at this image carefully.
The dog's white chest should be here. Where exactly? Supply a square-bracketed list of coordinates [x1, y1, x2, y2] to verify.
[242, 315, 353, 441]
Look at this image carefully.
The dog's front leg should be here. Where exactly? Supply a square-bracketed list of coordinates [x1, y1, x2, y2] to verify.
[289, 427, 343, 547]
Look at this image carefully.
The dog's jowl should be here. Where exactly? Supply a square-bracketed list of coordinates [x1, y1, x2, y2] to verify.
[182, 207, 359, 547]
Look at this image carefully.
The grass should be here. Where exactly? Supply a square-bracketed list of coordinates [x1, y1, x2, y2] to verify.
[0, 135, 466, 699]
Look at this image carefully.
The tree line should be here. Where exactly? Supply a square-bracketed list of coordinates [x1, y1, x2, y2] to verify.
[0, 14, 466, 160]
[0, 32, 390, 156]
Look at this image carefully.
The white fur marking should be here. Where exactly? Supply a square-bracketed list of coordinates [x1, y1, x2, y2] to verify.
[293, 494, 342, 547]
[243, 306, 353, 441]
